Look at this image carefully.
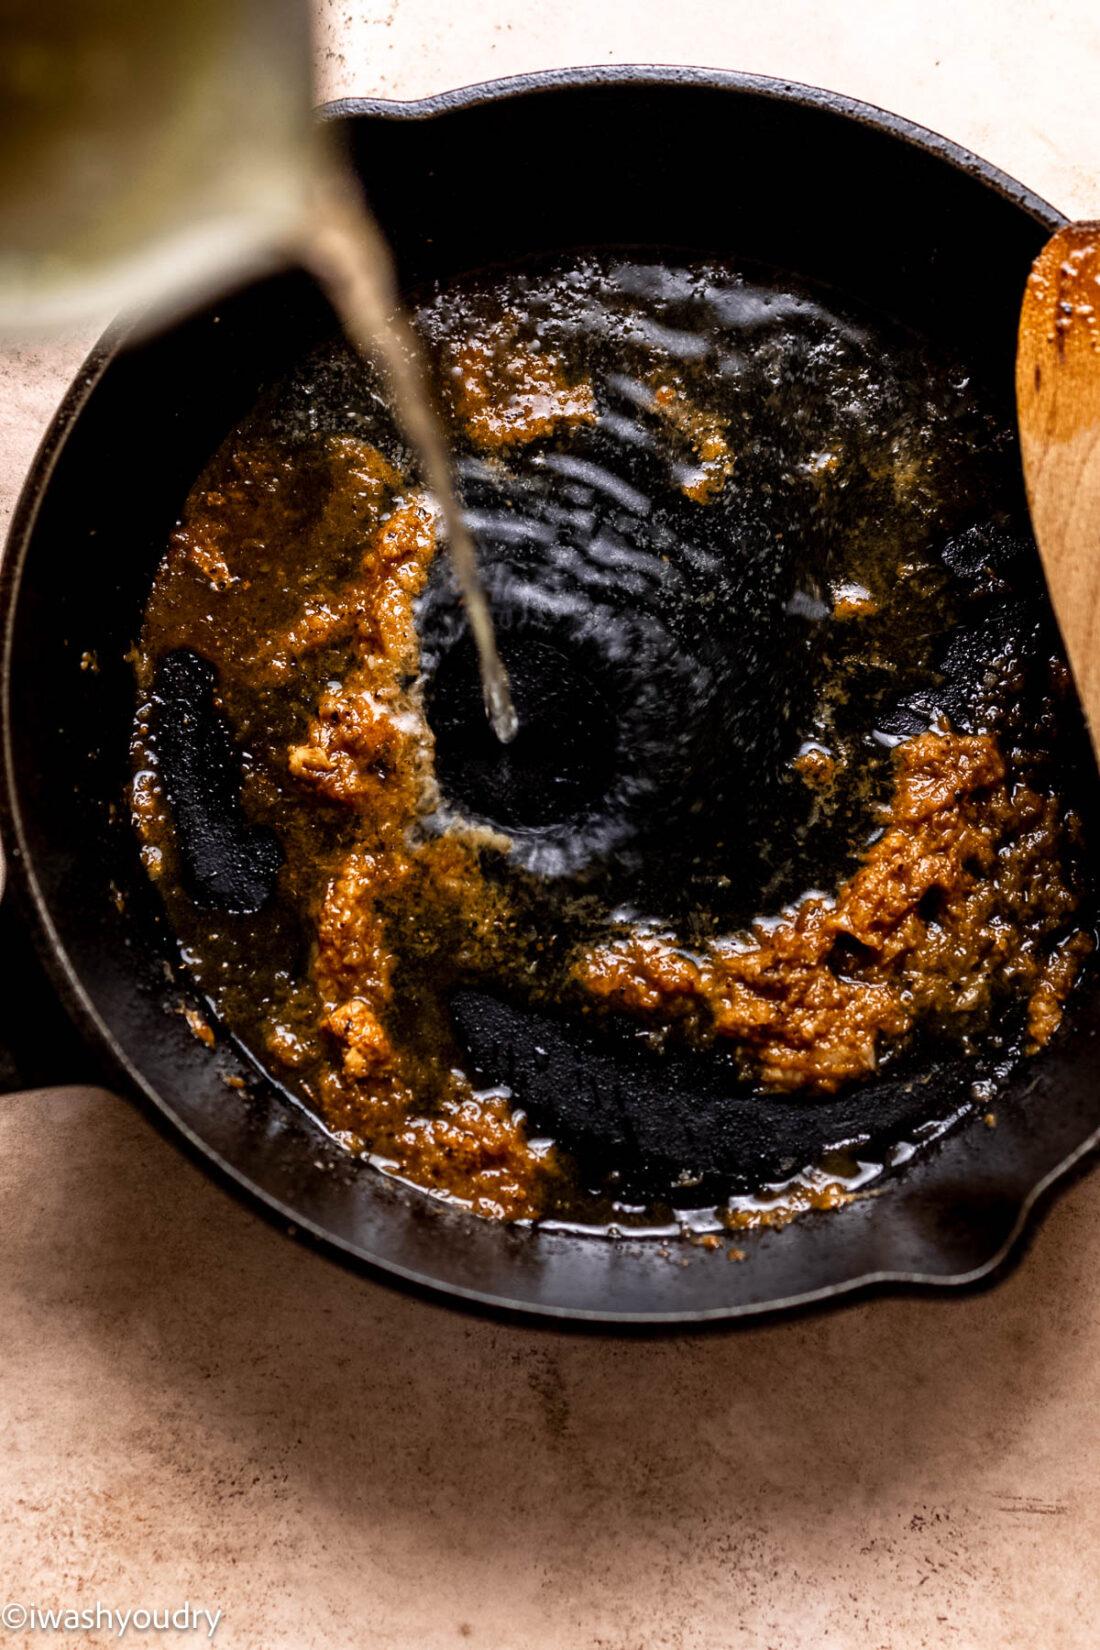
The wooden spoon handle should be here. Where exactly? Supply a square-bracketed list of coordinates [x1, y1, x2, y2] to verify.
[1017, 222, 1100, 763]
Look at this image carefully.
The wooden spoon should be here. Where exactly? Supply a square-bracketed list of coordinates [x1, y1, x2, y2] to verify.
[1017, 221, 1100, 764]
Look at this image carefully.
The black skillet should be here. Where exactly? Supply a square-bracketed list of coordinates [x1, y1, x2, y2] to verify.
[2, 67, 1099, 1326]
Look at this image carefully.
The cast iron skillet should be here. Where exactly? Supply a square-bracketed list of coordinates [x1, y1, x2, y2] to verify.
[2, 67, 1099, 1326]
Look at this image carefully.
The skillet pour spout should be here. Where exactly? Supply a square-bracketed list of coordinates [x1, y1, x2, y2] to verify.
[2, 67, 1099, 1326]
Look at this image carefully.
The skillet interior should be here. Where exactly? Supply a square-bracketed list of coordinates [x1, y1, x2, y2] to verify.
[3, 67, 1099, 1323]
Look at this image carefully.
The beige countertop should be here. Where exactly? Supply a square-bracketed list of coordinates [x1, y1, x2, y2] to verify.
[3, 3, 1100, 1646]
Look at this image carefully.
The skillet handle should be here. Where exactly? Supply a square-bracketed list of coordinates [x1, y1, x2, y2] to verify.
[0, 887, 96, 1095]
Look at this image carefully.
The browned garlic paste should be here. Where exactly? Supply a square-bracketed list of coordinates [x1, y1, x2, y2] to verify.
[135, 437, 551, 1220]
[575, 731, 1091, 1092]
[132, 269, 1093, 1227]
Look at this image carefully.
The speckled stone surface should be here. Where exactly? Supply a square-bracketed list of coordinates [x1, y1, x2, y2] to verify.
[3, 5, 1100, 1646]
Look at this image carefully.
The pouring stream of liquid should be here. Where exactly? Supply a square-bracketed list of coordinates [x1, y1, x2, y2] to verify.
[297, 167, 518, 743]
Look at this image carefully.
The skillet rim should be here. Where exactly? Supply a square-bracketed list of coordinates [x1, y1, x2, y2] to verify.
[319, 62, 1062, 229]
[3, 62, 1096, 1330]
